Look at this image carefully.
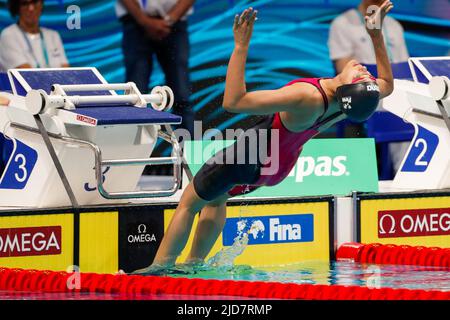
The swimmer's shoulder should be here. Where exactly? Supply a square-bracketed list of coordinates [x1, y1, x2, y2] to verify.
[283, 81, 325, 115]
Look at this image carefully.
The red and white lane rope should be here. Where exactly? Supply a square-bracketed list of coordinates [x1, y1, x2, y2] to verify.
[0, 265, 448, 300]
[337, 243, 450, 267]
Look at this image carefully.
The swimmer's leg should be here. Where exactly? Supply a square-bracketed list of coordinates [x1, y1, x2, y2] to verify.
[132, 182, 207, 274]
[186, 194, 230, 264]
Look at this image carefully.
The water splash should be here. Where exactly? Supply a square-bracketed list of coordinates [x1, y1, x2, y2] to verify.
[132, 213, 258, 277]
[206, 219, 250, 270]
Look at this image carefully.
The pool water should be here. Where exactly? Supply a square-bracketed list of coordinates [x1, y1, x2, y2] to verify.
[165, 260, 450, 292]
[156, 230, 450, 292]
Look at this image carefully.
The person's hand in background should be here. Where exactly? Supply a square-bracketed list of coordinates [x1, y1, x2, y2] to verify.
[140, 16, 171, 41]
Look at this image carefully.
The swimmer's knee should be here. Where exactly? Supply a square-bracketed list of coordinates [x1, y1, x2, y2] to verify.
[177, 183, 207, 214]
[206, 194, 229, 208]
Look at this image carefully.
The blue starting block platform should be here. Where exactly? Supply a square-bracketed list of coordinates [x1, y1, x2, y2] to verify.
[0, 67, 183, 207]
[11, 68, 109, 96]
[409, 57, 450, 84]
[9, 68, 182, 126]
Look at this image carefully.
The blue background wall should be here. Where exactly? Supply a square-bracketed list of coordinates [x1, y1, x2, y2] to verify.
[0, 0, 449, 141]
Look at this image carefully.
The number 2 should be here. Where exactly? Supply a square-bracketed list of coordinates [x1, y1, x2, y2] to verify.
[414, 138, 428, 167]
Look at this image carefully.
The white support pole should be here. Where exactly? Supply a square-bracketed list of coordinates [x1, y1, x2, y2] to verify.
[57, 83, 135, 92]
[25, 89, 165, 115]
[49, 94, 163, 106]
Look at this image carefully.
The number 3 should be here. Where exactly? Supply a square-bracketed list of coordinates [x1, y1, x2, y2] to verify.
[14, 153, 28, 183]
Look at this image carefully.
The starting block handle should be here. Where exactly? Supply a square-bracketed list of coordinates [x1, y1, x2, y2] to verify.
[50, 94, 162, 106]
[56, 83, 136, 92]
[9, 122, 183, 199]
[97, 156, 182, 199]
[95, 130, 183, 199]
[25, 90, 165, 115]
[103, 157, 178, 167]
[25, 84, 174, 115]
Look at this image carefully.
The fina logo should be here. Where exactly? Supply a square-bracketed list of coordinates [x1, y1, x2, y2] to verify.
[127, 224, 157, 244]
[240, 219, 302, 241]
[242, 219, 301, 241]
[222, 214, 314, 246]
[240, 220, 265, 240]
[269, 218, 301, 241]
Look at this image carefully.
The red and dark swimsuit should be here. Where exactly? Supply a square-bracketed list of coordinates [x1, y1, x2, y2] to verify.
[193, 78, 329, 201]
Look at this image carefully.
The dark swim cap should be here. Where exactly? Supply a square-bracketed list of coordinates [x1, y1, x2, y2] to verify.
[336, 80, 381, 123]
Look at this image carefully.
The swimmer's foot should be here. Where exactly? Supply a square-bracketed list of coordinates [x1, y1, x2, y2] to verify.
[130, 264, 195, 276]
[131, 264, 172, 276]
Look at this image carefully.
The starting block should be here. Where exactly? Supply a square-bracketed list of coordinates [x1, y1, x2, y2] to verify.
[0, 68, 183, 208]
[383, 57, 450, 190]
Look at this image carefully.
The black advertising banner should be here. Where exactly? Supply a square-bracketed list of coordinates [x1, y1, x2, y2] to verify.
[118, 206, 166, 273]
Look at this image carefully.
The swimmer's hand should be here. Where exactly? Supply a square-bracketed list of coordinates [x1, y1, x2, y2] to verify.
[365, 0, 394, 38]
[233, 7, 258, 50]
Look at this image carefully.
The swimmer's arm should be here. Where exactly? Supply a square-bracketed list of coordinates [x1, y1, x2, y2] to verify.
[223, 9, 302, 115]
[366, 1, 394, 98]
[223, 9, 255, 112]
[223, 85, 307, 115]
[371, 34, 393, 99]
[334, 58, 354, 74]
[223, 8, 315, 115]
